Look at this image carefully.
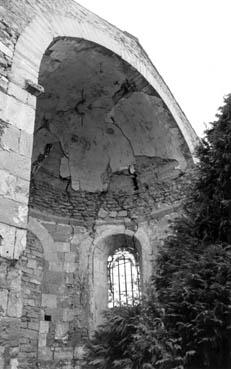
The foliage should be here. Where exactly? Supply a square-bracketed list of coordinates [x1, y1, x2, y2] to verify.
[156, 95, 231, 368]
[84, 302, 184, 369]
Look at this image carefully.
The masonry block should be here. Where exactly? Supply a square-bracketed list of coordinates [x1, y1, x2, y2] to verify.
[55, 322, 69, 340]
[7, 291, 22, 317]
[0, 289, 8, 316]
[0, 170, 16, 200]
[0, 91, 35, 134]
[0, 123, 20, 153]
[39, 321, 50, 334]
[0, 197, 28, 228]
[0, 149, 31, 180]
[19, 130, 33, 158]
[0, 223, 15, 258]
[15, 177, 30, 204]
[55, 242, 70, 253]
[41, 294, 57, 308]
[14, 229, 26, 259]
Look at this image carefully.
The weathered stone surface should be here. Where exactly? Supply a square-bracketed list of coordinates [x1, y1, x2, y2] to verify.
[0, 289, 8, 316]
[0, 150, 31, 180]
[0, 170, 17, 200]
[0, 91, 35, 134]
[0, 123, 20, 153]
[15, 177, 30, 204]
[14, 228, 27, 259]
[7, 291, 22, 317]
[19, 131, 33, 158]
[0, 197, 28, 228]
[55, 242, 70, 253]
[0, 223, 15, 258]
[41, 294, 57, 308]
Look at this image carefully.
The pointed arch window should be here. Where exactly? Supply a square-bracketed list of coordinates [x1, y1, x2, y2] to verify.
[107, 247, 141, 308]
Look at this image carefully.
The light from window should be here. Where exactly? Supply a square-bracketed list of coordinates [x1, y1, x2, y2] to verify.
[107, 247, 141, 308]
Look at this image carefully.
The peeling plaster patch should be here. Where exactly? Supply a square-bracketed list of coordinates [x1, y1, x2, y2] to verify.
[60, 156, 70, 178]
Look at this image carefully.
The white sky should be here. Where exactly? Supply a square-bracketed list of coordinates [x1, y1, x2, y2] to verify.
[75, 0, 231, 137]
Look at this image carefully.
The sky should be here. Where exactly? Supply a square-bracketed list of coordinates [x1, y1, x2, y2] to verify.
[75, 0, 231, 137]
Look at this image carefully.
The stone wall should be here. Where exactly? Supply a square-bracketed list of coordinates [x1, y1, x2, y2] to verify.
[0, 1, 197, 369]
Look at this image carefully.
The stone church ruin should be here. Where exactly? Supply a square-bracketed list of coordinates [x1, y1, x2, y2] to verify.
[0, 1, 198, 368]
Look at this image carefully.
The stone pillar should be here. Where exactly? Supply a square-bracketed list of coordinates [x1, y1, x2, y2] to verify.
[0, 38, 36, 369]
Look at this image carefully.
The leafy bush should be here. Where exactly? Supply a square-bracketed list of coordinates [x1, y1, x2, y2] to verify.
[156, 95, 231, 368]
[84, 301, 184, 369]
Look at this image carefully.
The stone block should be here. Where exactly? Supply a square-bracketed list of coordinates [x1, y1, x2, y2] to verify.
[63, 262, 77, 273]
[38, 347, 53, 360]
[7, 268, 21, 291]
[0, 289, 8, 316]
[0, 91, 35, 134]
[0, 41, 13, 58]
[63, 308, 74, 322]
[118, 210, 128, 217]
[7, 291, 22, 317]
[0, 123, 20, 153]
[0, 170, 16, 200]
[27, 259, 37, 269]
[14, 229, 27, 259]
[54, 349, 73, 361]
[42, 270, 63, 294]
[39, 321, 49, 334]
[55, 242, 70, 253]
[41, 294, 57, 308]
[10, 358, 18, 369]
[55, 224, 73, 242]
[49, 261, 63, 272]
[0, 223, 16, 259]
[55, 322, 69, 340]
[109, 211, 117, 218]
[98, 208, 108, 218]
[15, 178, 30, 204]
[8, 82, 29, 105]
[0, 150, 31, 180]
[0, 351, 4, 369]
[28, 321, 39, 331]
[38, 333, 47, 347]
[19, 131, 33, 158]
[64, 252, 76, 263]
[0, 196, 28, 228]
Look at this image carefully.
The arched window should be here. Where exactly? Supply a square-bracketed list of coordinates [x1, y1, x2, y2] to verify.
[107, 246, 141, 307]
[92, 233, 145, 327]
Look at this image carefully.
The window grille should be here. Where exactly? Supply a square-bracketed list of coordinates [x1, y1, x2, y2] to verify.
[107, 247, 141, 308]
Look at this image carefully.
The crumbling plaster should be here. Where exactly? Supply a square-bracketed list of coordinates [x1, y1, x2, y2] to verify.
[32, 38, 192, 192]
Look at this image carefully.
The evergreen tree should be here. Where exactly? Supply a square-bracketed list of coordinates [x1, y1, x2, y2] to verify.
[156, 95, 231, 368]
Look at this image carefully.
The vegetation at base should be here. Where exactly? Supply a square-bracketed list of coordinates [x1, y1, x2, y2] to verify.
[84, 96, 231, 368]
[84, 302, 184, 369]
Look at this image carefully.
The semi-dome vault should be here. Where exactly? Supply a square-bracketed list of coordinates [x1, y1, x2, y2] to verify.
[0, 1, 198, 369]
[33, 37, 194, 192]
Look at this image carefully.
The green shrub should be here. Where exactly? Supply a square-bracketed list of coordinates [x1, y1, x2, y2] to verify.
[84, 301, 184, 369]
[156, 95, 231, 368]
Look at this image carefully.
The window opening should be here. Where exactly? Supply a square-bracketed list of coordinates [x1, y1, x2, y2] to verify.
[108, 246, 141, 308]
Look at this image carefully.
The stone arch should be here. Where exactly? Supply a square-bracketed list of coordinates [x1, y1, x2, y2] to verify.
[27, 216, 58, 263]
[8, 12, 197, 154]
[91, 226, 151, 327]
